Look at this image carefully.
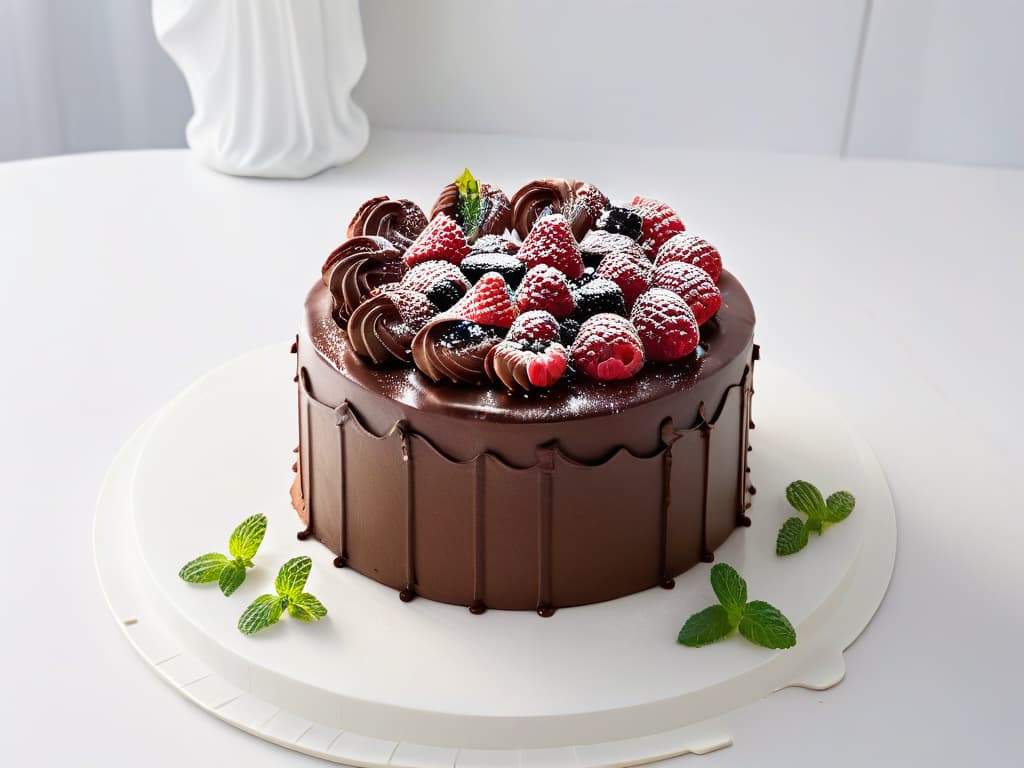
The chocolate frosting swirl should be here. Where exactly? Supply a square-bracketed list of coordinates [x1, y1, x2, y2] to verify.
[484, 340, 568, 392]
[324, 236, 403, 323]
[347, 197, 428, 250]
[348, 289, 434, 365]
[412, 318, 500, 385]
[510, 178, 607, 240]
[429, 183, 512, 242]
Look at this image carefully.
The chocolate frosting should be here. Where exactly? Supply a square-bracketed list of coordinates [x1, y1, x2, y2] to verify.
[348, 290, 434, 365]
[324, 236, 403, 322]
[347, 197, 428, 250]
[430, 182, 512, 242]
[411, 318, 500, 385]
[510, 178, 607, 240]
[484, 340, 568, 392]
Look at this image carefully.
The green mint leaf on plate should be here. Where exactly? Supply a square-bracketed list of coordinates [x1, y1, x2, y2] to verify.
[678, 563, 797, 650]
[179, 553, 230, 583]
[709, 563, 747, 623]
[776, 516, 809, 556]
[824, 490, 856, 524]
[288, 593, 329, 622]
[738, 600, 797, 649]
[229, 513, 267, 561]
[275, 556, 312, 599]
[454, 167, 483, 239]
[785, 480, 827, 520]
[179, 513, 268, 595]
[218, 560, 247, 597]
[238, 558, 328, 635]
[677, 605, 734, 647]
[238, 594, 286, 635]
[776, 481, 855, 555]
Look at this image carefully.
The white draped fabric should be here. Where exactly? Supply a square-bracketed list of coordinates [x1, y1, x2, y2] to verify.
[0, 0, 191, 162]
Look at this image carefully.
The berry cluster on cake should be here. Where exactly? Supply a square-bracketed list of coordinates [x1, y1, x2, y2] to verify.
[292, 171, 757, 615]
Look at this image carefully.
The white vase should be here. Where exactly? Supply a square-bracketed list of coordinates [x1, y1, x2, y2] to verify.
[153, 0, 369, 179]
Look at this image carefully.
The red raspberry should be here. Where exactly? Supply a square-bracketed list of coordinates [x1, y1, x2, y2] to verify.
[574, 182, 609, 218]
[516, 214, 585, 279]
[381, 289, 436, 330]
[630, 288, 699, 361]
[508, 310, 561, 345]
[655, 232, 722, 284]
[528, 343, 569, 388]
[570, 313, 645, 381]
[515, 265, 576, 318]
[631, 195, 685, 257]
[594, 251, 651, 310]
[404, 213, 470, 268]
[451, 271, 517, 328]
[400, 260, 470, 293]
[651, 261, 721, 326]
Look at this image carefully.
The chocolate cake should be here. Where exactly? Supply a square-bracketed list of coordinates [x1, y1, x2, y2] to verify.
[291, 171, 756, 614]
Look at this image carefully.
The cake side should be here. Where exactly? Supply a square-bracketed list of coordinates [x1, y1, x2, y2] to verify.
[293, 277, 756, 612]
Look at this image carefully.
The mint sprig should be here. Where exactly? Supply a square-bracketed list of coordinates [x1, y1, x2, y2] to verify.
[776, 481, 856, 556]
[678, 563, 796, 649]
[238, 556, 327, 635]
[179, 513, 267, 596]
[454, 167, 484, 240]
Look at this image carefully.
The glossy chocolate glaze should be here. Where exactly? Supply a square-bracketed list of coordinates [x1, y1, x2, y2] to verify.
[294, 271, 756, 611]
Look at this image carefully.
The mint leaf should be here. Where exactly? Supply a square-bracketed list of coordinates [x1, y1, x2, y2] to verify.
[238, 594, 286, 635]
[824, 490, 855, 524]
[179, 553, 229, 583]
[776, 516, 809, 556]
[709, 563, 747, 621]
[275, 556, 312, 599]
[738, 600, 797, 649]
[454, 167, 483, 239]
[288, 593, 328, 622]
[785, 480, 827, 520]
[218, 559, 247, 597]
[228, 513, 267, 561]
[678, 605, 734, 647]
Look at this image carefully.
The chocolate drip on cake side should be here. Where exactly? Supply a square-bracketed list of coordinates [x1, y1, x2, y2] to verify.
[399, 428, 417, 602]
[535, 446, 556, 618]
[469, 456, 487, 615]
[333, 403, 350, 567]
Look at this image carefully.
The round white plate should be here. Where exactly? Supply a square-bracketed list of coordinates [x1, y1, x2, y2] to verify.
[95, 345, 896, 766]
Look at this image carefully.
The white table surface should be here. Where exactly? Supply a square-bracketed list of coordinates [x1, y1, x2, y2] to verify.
[1, 131, 1021, 766]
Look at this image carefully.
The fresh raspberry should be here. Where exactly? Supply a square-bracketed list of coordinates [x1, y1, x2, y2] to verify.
[516, 214, 585, 279]
[527, 343, 568, 387]
[654, 232, 722, 284]
[574, 182, 609, 218]
[508, 310, 561, 345]
[404, 213, 471, 268]
[578, 230, 648, 267]
[450, 271, 517, 328]
[381, 288, 436, 330]
[630, 288, 699, 361]
[400, 260, 470, 293]
[594, 251, 651, 309]
[515, 264, 576, 318]
[631, 195, 685, 257]
[651, 261, 721, 326]
[570, 313, 645, 381]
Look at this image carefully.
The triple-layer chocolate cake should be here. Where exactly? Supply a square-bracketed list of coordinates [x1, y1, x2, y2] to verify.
[292, 172, 756, 614]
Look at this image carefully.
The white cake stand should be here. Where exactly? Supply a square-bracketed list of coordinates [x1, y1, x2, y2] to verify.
[94, 346, 896, 766]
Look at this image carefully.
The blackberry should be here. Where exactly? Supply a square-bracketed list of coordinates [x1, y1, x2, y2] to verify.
[558, 318, 581, 346]
[572, 278, 627, 322]
[572, 266, 598, 287]
[424, 278, 466, 312]
[460, 253, 527, 289]
[596, 206, 643, 241]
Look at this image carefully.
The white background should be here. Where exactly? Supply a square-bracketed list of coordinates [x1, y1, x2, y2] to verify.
[2, 0, 1023, 167]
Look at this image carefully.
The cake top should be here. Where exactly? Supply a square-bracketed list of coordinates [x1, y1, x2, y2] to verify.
[318, 170, 744, 397]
